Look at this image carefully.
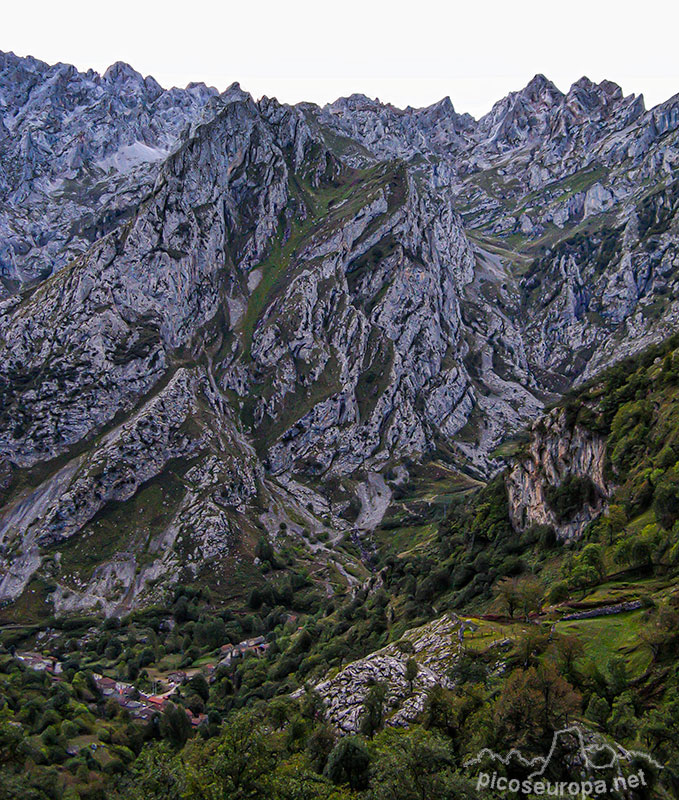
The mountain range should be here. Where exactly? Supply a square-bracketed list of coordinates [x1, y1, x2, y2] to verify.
[1, 50, 679, 617]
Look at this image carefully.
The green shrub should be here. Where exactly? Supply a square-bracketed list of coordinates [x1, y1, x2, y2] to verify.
[585, 694, 611, 727]
[323, 736, 370, 789]
[545, 475, 599, 523]
[653, 469, 679, 530]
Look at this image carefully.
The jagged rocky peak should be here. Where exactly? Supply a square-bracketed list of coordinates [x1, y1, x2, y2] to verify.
[568, 75, 622, 103]
[219, 80, 249, 101]
[564, 75, 645, 125]
[327, 92, 460, 120]
[408, 95, 476, 132]
[471, 73, 646, 160]
[410, 95, 455, 113]
[312, 91, 473, 162]
[103, 60, 153, 92]
[0, 50, 50, 100]
[518, 72, 564, 104]
[474, 73, 564, 145]
[325, 93, 382, 113]
[0, 50, 224, 292]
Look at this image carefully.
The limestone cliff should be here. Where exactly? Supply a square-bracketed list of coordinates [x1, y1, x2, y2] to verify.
[506, 408, 610, 540]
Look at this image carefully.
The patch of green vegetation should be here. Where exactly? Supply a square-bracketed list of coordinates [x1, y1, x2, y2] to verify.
[346, 235, 398, 294]
[545, 474, 599, 524]
[6, 318, 679, 799]
[491, 430, 531, 461]
[375, 522, 438, 558]
[459, 617, 531, 652]
[0, 576, 55, 625]
[577, 575, 668, 607]
[354, 334, 394, 423]
[466, 231, 534, 270]
[641, 297, 669, 321]
[556, 611, 651, 677]
[245, 352, 342, 454]
[547, 164, 609, 203]
[314, 122, 373, 161]
[56, 463, 190, 584]
[240, 224, 305, 358]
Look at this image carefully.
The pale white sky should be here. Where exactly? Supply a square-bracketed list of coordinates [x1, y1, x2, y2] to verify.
[3, 0, 679, 118]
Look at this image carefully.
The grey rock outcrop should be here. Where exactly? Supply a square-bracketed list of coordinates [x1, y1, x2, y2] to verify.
[301, 614, 465, 733]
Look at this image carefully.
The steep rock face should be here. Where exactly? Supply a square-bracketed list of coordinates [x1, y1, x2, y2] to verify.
[0, 84, 289, 467]
[310, 73, 679, 409]
[0, 73, 489, 612]
[0, 368, 201, 602]
[0, 354, 264, 612]
[469, 75, 646, 172]
[31, 368, 201, 547]
[506, 408, 610, 540]
[243, 168, 478, 477]
[0, 87, 332, 608]
[517, 181, 679, 391]
[454, 79, 679, 396]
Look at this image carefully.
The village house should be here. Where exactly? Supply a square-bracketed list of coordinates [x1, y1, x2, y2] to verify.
[167, 670, 187, 685]
[185, 709, 207, 727]
[217, 636, 269, 667]
[94, 676, 118, 695]
[143, 695, 170, 712]
[93, 673, 135, 698]
[132, 705, 157, 722]
[16, 651, 63, 674]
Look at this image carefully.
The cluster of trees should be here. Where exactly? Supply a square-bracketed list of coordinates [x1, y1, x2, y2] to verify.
[6, 598, 679, 800]
[116, 705, 483, 800]
[495, 575, 544, 618]
[536, 340, 679, 607]
[0, 654, 148, 799]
